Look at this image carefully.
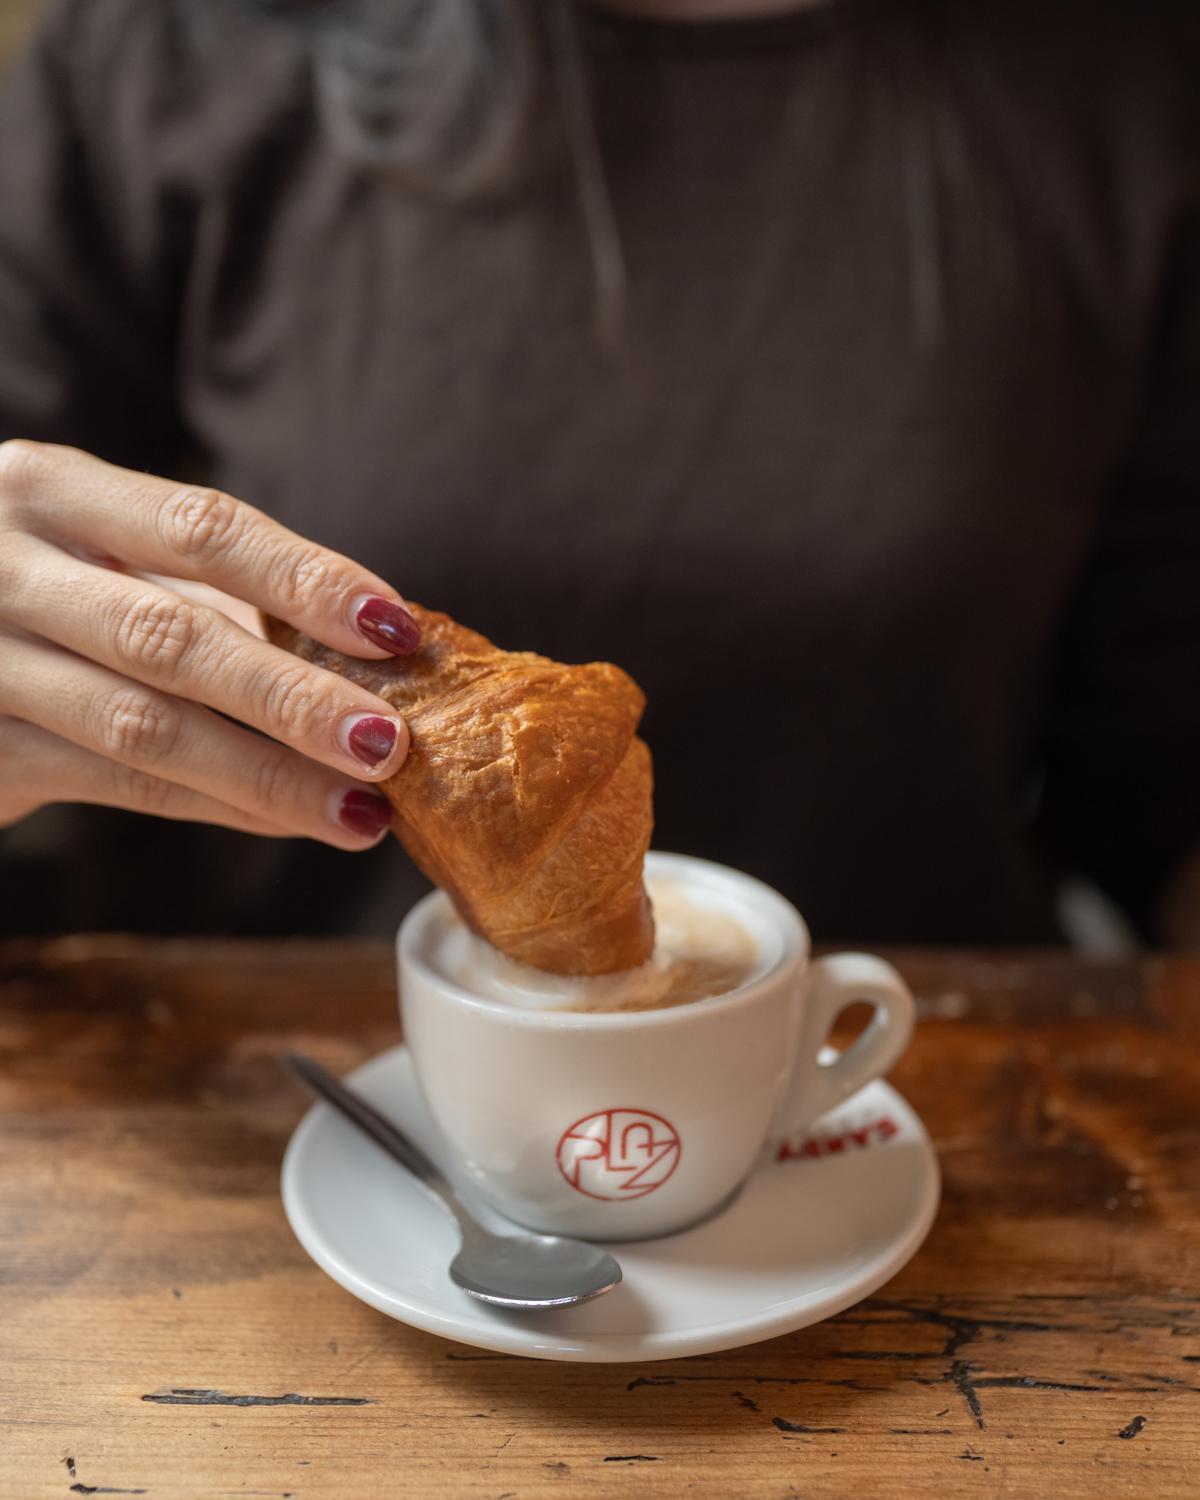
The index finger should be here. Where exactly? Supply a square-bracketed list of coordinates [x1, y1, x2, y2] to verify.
[2, 441, 421, 660]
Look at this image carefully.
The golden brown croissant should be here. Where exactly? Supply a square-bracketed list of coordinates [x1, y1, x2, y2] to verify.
[266, 604, 654, 975]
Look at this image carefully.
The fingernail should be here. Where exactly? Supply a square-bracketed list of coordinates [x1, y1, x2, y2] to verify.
[339, 712, 401, 772]
[334, 788, 393, 840]
[353, 594, 421, 656]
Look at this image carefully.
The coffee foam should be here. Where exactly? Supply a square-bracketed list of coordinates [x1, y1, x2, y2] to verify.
[431, 873, 773, 1013]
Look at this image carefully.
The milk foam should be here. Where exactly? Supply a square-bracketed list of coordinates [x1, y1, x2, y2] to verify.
[433, 873, 772, 1013]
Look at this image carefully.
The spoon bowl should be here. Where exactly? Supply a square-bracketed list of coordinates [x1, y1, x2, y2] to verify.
[284, 1052, 623, 1311]
[450, 1227, 622, 1308]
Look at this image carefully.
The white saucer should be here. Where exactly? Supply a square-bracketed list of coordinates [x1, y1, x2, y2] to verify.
[282, 1046, 940, 1363]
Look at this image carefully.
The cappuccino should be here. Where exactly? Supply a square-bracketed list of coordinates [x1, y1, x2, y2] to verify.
[432, 872, 774, 1014]
[400, 851, 916, 1240]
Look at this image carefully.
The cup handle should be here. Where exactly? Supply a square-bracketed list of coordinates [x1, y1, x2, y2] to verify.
[773, 952, 916, 1135]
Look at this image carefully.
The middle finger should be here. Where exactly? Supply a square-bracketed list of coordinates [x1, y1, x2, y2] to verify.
[0, 632, 398, 849]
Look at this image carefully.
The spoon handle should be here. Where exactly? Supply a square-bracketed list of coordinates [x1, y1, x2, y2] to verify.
[283, 1052, 464, 1221]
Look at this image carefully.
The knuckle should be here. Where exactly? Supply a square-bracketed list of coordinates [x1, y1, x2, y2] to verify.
[269, 543, 342, 616]
[94, 687, 182, 766]
[113, 593, 199, 673]
[159, 485, 246, 566]
[262, 661, 323, 740]
[250, 747, 301, 815]
[107, 760, 176, 815]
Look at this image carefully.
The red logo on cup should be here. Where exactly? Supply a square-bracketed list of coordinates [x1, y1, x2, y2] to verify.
[556, 1108, 682, 1201]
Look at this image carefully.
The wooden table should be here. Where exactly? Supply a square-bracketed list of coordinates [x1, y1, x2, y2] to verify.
[1, 939, 1197, 1498]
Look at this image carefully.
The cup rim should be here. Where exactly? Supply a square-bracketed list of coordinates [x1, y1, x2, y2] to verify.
[396, 851, 811, 1030]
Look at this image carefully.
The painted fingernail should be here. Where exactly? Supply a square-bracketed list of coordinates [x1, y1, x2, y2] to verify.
[334, 788, 393, 840]
[353, 594, 421, 656]
[339, 712, 402, 772]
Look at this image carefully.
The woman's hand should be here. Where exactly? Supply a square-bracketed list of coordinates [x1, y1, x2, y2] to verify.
[0, 441, 421, 848]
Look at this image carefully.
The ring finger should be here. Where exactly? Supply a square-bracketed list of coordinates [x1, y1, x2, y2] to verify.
[0, 633, 396, 850]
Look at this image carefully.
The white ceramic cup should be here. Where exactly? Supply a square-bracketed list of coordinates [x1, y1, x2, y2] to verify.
[397, 851, 915, 1240]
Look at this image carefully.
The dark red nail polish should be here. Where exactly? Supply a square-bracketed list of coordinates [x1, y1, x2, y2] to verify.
[337, 789, 392, 840]
[345, 714, 398, 770]
[355, 596, 421, 656]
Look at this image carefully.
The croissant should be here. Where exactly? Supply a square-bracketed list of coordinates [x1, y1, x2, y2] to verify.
[266, 604, 655, 975]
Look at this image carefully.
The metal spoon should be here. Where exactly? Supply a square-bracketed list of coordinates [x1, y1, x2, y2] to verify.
[283, 1053, 622, 1309]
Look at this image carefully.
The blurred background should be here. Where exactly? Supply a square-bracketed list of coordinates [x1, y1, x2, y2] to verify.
[2, 0, 1193, 956]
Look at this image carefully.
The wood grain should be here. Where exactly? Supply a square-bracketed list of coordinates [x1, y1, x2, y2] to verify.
[1, 938, 1197, 1498]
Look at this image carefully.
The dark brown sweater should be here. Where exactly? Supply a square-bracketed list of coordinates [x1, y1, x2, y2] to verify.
[1, 0, 1198, 943]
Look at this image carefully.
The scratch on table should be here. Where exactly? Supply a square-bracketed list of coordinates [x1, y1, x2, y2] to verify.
[838, 1300, 1082, 1358]
[949, 1361, 985, 1427]
[1088, 1368, 1186, 1387]
[340, 1341, 389, 1377]
[69, 1486, 148, 1496]
[946, 1363, 1110, 1429]
[626, 1372, 886, 1394]
[772, 1418, 846, 1435]
[603, 1455, 659, 1463]
[141, 1388, 375, 1407]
